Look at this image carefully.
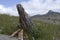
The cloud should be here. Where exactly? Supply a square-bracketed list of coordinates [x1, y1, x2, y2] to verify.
[0, 0, 60, 16]
[0, 5, 7, 13]
[21, 0, 60, 16]
[0, 4, 18, 16]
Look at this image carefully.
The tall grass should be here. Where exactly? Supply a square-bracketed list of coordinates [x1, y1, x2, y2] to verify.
[0, 14, 60, 40]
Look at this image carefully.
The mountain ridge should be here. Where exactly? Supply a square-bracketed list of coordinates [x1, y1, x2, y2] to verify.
[31, 10, 60, 24]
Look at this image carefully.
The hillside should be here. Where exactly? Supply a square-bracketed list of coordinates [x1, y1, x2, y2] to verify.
[0, 14, 60, 40]
[0, 14, 19, 35]
[31, 10, 60, 24]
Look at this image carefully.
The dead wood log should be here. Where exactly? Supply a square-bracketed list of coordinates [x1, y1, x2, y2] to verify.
[10, 29, 21, 37]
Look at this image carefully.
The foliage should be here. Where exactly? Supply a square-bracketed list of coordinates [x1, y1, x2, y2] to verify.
[0, 14, 60, 40]
[0, 14, 19, 35]
[33, 20, 60, 40]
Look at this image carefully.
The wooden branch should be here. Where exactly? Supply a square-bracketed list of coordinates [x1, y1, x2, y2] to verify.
[18, 29, 23, 40]
[10, 29, 21, 37]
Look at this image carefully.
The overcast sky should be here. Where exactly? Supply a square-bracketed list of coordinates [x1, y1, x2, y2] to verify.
[0, 0, 60, 16]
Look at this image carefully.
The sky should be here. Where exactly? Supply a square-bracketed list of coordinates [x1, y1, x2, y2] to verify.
[0, 0, 60, 16]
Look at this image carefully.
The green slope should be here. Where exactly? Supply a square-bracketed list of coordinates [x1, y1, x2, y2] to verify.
[0, 14, 19, 35]
[0, 14, 60, 40]
[34, 20, 60, 40]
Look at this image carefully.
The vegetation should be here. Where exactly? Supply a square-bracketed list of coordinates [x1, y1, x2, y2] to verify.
[34, 21, 60, 40]
[0, 14, 60, 40]
[0, 14, 19, 35]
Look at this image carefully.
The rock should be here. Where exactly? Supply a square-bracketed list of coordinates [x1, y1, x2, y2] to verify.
[0, 34, 17, 40]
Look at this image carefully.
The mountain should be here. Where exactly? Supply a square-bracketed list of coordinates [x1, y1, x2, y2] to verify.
[31, 10, 60, 24]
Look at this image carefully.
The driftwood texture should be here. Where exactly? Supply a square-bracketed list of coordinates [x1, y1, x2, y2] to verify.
[17, 4, 39, 40]
[17, 4, 34, 34]
[10, 4, 39, 40]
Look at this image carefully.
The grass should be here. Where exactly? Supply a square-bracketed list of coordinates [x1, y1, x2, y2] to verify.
[0, 14, 60, 40]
